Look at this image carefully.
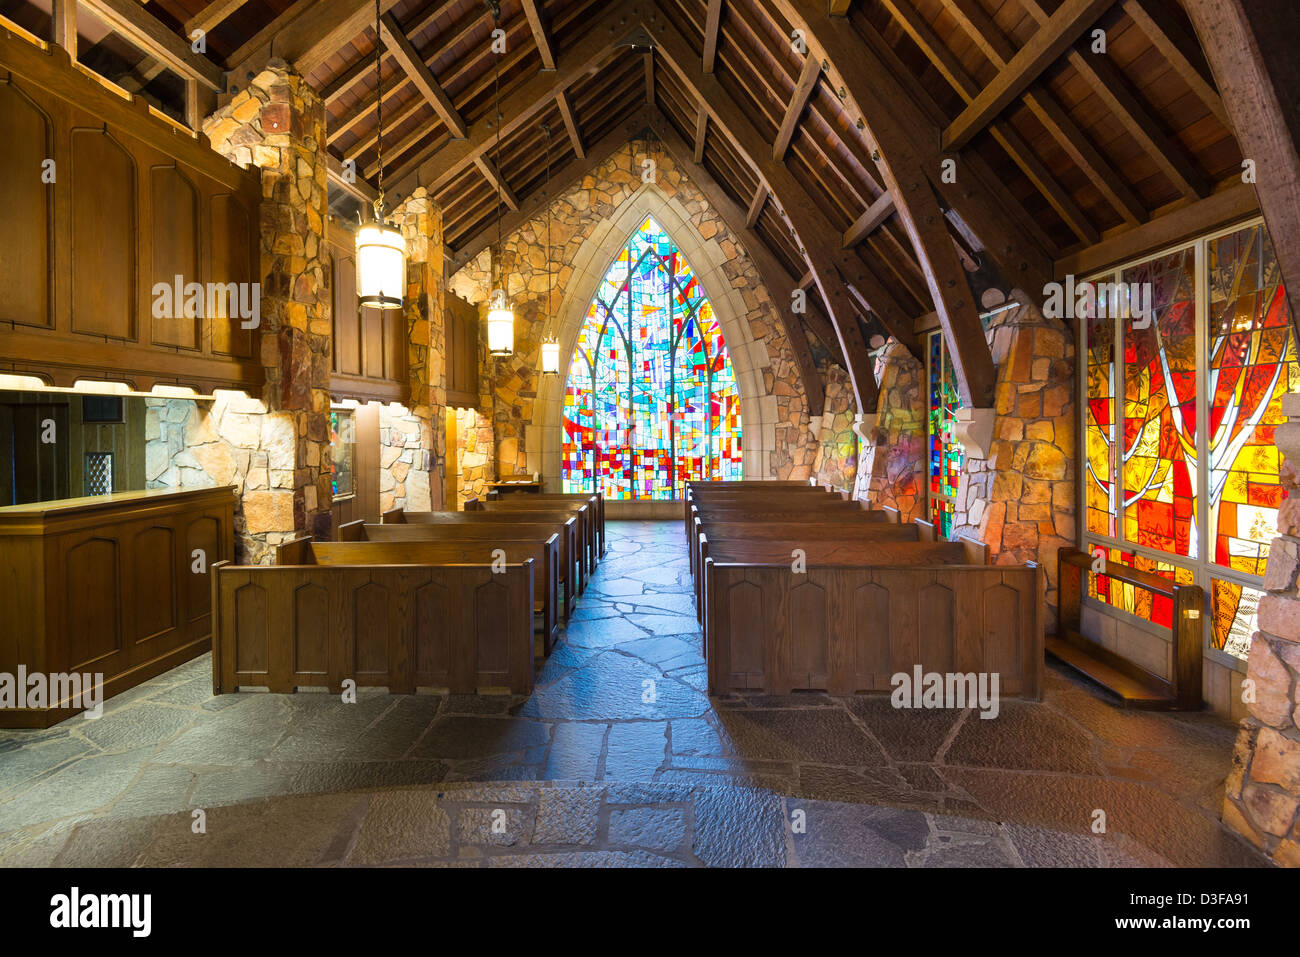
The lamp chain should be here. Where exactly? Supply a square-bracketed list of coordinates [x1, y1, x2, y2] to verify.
[374, 0, 384, 220]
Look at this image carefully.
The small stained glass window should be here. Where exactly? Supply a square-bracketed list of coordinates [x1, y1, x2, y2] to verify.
[330, 409, 355, 498]
[927, 331, 963, 538]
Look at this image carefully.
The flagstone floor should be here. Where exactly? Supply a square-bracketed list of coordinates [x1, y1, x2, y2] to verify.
[0, 521, 1270, 867]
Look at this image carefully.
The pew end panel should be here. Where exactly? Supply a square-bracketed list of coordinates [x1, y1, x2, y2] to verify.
[275, 536, 316, 566]
[338, 520, 366, 541]
[212, 560, 535, 696]
[382, 508, 406, 523]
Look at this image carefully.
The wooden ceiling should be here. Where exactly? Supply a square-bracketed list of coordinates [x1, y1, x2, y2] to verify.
[6, 0, 1254, 412]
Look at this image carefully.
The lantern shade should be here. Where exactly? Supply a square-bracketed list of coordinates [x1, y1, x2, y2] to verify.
[487, 295, 514, 356]
[540, 339, 560, 374]
[356, 222, 406, 310]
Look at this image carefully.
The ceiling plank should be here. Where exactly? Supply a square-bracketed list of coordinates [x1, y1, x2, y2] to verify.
[556, 91, 586, 159]
[475, 154, 519, 211]
[379, 11, 468, 139]
[1121, 0, 1228, 127]
[843, 191, 895, 247]
[521, 0, 556, 71]
[80, 0, 224, 90]
[653, 110, 827, 417]
[390, 6, 636, 198]
[745, 184, 768, 228]
[766, 0, 998, 407]
[703, 0, 723, 75]
[693, 103, 708, 162]
[185, 0, 251, 38]
[772, 55, 820, 161]
[942, 0, 1117, 151]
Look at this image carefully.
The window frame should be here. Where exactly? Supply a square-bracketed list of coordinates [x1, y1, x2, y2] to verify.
[1075, 215, 1288, 671]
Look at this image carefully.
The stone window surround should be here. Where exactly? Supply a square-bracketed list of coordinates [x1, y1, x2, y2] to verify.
[527, 183, 779, 493]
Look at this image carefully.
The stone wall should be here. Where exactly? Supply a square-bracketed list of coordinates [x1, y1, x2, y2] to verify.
[856, 342, 926, 519]
[949, 301, 1076, 628]
[378, 404, 433, 515]
[447, 139, 825, 486]
[812, 362, 858, 493]
[454, 405, 495, 506]
[1222, 394, 1300, 866]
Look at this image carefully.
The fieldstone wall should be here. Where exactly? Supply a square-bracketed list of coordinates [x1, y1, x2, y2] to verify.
[812, 362, 858, 493]
[1222, 393, 1300, 866]
[455, 405, 496, 506]
[949, 301, 1076, 627]
[447, 139, 824, 486]
[201, 59, 333, 550]
[856, 342, 926, 519]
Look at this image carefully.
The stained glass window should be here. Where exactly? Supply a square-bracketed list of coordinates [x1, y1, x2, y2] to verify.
[561, 217, 741, 500]
[1079, 220, 1296, 660]
[329, 409, 355, 498]
[927, 331, 963, 537]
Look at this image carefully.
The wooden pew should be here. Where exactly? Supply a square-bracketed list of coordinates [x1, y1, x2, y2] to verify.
[475, 498, 598, 574]
[489, 492, 606, 558]
[703, 557, 1043, 698]
[210, 557, 535, 695]
[343, 517, 580, 619]
[384, 508, 586, 596]
[302, 534, 561, 655]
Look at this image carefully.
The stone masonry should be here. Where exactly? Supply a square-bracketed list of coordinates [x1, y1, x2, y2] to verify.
[856, 342, 926, 518]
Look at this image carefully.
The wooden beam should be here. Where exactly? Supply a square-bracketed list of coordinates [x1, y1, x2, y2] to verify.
[764, 0, 998, 406]
[693, 104, 708, 163]
[390, 6, 635, 197]
[328, 152, 380, 205]
[745, 184, 768, 228]
[843, 191, 895, 247]
[51, 0, 76, 55]
[644, 49, 655, 108]
[829, 0, 852, 14]
[703, 0, 723, 75]
[1122, 0, 1228, 127]
[291, 0, 404, 77]
[186, 0, 251, 38]
[521, 0, 556, 71]
[475, 155, 519, 212]
[772, 55, 820, 161]
[556, 91, 586, 159]
[1055, 183, 1259, 278]
[380, 12, 468, 139]
[653, 110, 826, 416]
[1183, 0, 1300, 313]
[80, 0, 224, 90]
[224, 0, 315, 76]
[942, 0, 1116, 150]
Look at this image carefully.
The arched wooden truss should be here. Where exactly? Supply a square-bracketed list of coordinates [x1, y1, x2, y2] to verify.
[46, 0, 1298, 414]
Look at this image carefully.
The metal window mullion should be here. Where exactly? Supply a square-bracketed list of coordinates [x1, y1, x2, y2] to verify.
[1195, 237, 1212, 646]
[1114, 267, 1125, 549]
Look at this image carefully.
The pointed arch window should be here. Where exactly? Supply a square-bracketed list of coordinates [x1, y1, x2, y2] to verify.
[561, 217, 742, 500]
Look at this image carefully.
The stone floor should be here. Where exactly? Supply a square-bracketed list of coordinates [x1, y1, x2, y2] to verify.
[0, 520, 1270, 867]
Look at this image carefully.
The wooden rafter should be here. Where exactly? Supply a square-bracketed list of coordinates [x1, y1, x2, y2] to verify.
[772, 55, 820, 161]
[843, 192, 895, 248]
[521, 0, 556, 71]
[745, 184, 768, 228]
[828, 0, 852, 14]
[328, 152, 379, 205]
[185, 0, 251, 37]
[942, 0, 1116, 151]
[475, 154, 520, 212]
[51, 0, 76, 54]
[766, 0, 997, 407]
[379, 12, 468, 139]
[79, 0, 224, 90]
[693, 104, 708, 162]
[702, 0, 723, 75]
[556, 91, 586, 159]
[937, 0, 1146, 229]
[644, 49, 655, 108]
[223, 0, 315, 75]
[390, 7, 638, 198]
[1121, 0, 1228, 127]
[652, 111, 827, 417]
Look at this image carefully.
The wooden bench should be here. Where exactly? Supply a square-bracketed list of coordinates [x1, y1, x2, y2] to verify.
[210, 557, 535, 695]
[289, 534, 561, 655]
[474, 498, 599, 574]
[489, 492, 606, 558]
[342, 517, 580, 619]
[703, 557, 1043, 697]
[384, 508, 587, 596]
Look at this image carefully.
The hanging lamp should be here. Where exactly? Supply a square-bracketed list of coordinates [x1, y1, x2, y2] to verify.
[539, 123, 560, 375]
[485, 0, 515, 357]
[356, 0, 406, 310]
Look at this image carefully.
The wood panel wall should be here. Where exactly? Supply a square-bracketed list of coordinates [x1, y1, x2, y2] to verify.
[0, 36, 262, 394]
[445, 292, 480, 409]
[328, 220, 408, 404]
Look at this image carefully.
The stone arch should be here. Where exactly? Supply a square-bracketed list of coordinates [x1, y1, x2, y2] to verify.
[530, 181, 778, 490]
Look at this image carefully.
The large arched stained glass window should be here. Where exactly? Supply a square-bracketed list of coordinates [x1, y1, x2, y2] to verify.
[561, 217, 742, 500]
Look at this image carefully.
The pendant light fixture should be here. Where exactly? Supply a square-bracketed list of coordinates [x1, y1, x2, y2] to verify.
[356, 0, 406, 310]
[540, 122, 560, 376]
[485, 0, 515, 357]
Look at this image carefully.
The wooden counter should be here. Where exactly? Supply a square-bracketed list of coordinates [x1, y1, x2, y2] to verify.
[0, 486, 236, 727]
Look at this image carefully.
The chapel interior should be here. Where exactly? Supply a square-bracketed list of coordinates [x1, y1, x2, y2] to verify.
[0, 0, 1298, 870]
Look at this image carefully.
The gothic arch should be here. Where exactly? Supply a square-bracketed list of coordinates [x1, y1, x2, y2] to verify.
[530, 181, 779, 490]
